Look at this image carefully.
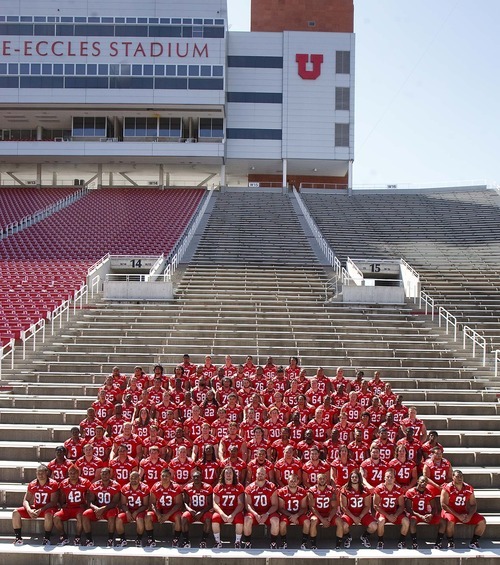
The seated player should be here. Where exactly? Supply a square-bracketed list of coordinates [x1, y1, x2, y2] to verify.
[405, 475, 445, 549]
[372, 468, 410, 549]
[12, 464, 59, 546]
[212, 466, 245, 548]
[115, 470, 150, 547]
[308, 472, 343, 550]
[340, 470, 377, 549]
[145, 467, 183, 548]
[181, 470, 213, 548]
[53, 464, 91, 546]
[423, 447, 453, 498]
[82, 466, 121, 547]
[277, 473, 310, 549]
[438, 470, 486, 550]
[243, 466, 280, 549]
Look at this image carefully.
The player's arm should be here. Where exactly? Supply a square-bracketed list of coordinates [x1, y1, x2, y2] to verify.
[132, 493, 149, 519]
[245, 491, 259, 519]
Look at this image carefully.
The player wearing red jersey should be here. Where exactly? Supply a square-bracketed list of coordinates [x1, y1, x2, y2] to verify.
[262, 356, 278, 380]
[301, 445, 331, 489]
[216, 376, 237, 405]
[166, 427, 193, 462]
[285, 357, 301, 381]
[246, 447, 275, 485]
[347, 428, 370, 465]
[306, 407, 332, 445]
[82, 467, 120, 547]
[324, 429, 342, 463]
[439, 470, 486, 550]
[89, 425, 112, 461]
[64, 427, 85, 461]
[262, 407, 283, 443]
[192, 422, 219, 461]
[277, 474, 310, 549]
[145, 468, 183, 547]
[354, 412, 377, 445]
[391, 395, 409, 426]
[308, 472, 343, 549]
[168, 445, 195, 486]
[423, 447, 453, 498]
[246, 426, 270, 461]
[111, 421, 143, 461]
[92, 390, 115, 423]
[79, 407, 103, 440]
[331, 444, 358, 488]
[47, 445, 71, 483]
[181, 354, 197, 381]
[380, 383, 397, 410]
[12, 464, 59, 546]
[154, 391, 178, 423]
[123, 376, 143, 405]
[404, 475, 444, 550]
[421, 430, 444, 460]
[340, 470, 377, 549]
[371, 427, 395, 463]
[341, 391, 364, 424]
[222, 444, 248, 485]
[367, 396, 386, 427]
[139, 445, 168, 489]
[142, 424, 168, 460]
[296, 429, 322, 463]
[212, 466, 245, 548]
[133, 407, 157, 442]
[243, 466, 280, 549]
[219, 421, 247, 460]
[360, 445, 387, 490]
[333, 411, 354, 446]
[109, 444, 139, 486]
[400, 406, 427, 442]
[271, 427, 297, 462]
[196, 444, 221, 486]
[183, 404, 208, 441]
[75, 443, 103, 482]
[181, 470, 213, 548]
[373, 468, 410, 549]
[147, 375, 168, 406]
[368, 371, 386, 397]
[388, 444, 418, 492]
[115, 470, 150, 547]
[330, 367, 350, 393]
[53, 465, 91, 546]
[275, 445, 302, 487]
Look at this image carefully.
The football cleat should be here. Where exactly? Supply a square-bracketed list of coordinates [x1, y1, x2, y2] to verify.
[343, 535, 352, 549]
[58, 537, 69, 546]
[172, 538, 179, 548]
[270, 542, 278, 549]
[135, 539, 142, 547]
[280, 542, 288, 549]
[42, 538, 51, 546]
[412, 542, 419, 550]
[14, 538, 23, 546]
[85, 540, 94, 547]
[199, 540, 207, 549]
[214, 542, 223, 549]
[434, 542, 442, 549]
[106, 539, 114, 548]
[182, 541, 191, 548]
[377, 541, 384, 549]
[448, 540, 455, 549]
[73, 536, 81, 546]
[469, 541, 480, 550]
[397, 541, 406, 549]
[147, 539, 156, 547]
[234, 541, 241, 549]
[119, 539, 128, 547]
[300, 543, 307, 550]
[244, 541, 252, 549]
[360, 535, 371, 548]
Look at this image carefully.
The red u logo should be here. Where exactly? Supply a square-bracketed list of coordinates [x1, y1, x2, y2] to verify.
[296, 54, 324, 80]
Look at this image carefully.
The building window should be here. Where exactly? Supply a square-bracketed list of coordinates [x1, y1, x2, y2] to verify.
[335, 123, 349, 147]
[336, 51, 350, 74]
[72, 116, 106, 137]
[124, 117, 158, 137]
[199, 118, 223, 139]
[159, 117, 182, 137]
[335, 87, 350, 111]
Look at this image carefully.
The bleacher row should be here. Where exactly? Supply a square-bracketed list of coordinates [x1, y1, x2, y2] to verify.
[302, 188, 500, 351]
[0, 187, 205, 344]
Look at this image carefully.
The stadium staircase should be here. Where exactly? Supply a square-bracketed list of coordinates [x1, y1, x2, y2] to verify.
[0, 187, 499, 563]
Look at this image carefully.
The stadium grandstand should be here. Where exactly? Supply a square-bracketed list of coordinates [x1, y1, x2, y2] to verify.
[0, 0, 499, 564]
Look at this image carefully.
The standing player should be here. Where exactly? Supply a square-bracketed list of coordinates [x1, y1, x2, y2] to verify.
[372, 468, 410, 549]
[439, 470, 486, 550]
[109, 444, 138, 487]
[340, 470, 377, 549]
[53, 465, 91, 546]
[82, 467, 121, 547]
[145, 467, 183, 548]
[139, 445, 168, 489]
[277, 473, 310, 549]
[12, 464, 59, 546]
[115, 471, 150, 547]
[212, 466, 245, 548]
[405, 475, 445, 549]
[243, 466, 280, 549]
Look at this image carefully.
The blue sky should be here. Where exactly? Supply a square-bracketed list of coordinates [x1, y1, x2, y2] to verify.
[227, 0, 500, 187]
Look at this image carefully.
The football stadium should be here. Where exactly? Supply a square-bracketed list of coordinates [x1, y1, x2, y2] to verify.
[0, 0, 499, 563]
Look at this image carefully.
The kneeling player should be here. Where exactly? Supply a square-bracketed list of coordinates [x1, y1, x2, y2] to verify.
[405, 475, 445, 549]
[12, 464, 59, 546]
[145, 468, 183, 547]
[308, 472, 343, 549]
[372, 468, 410, 549]
[212, 466, 245, 548]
